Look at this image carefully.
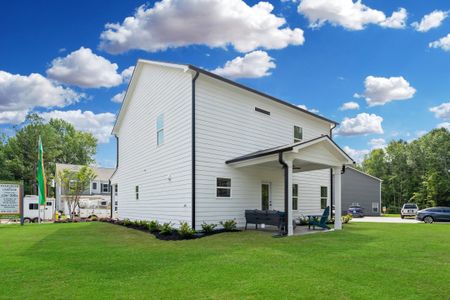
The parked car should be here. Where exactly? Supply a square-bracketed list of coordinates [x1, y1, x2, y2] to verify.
[401, 203, 418, 219]
[348, 205, 364, 218]
[416, 207, 450, 223]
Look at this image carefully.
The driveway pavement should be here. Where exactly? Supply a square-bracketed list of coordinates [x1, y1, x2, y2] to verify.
[351, 216, 421, 224]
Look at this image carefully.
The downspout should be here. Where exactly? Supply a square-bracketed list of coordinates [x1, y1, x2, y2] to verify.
[109, 179, 113, 219]
[278, 152, 288, 235]
[330, 124, 336, 219]
[191, 71, 200, 229]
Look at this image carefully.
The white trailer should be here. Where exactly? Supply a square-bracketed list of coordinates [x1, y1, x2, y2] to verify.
[23, 195, 55, 223]
[78, 197, 111, 219]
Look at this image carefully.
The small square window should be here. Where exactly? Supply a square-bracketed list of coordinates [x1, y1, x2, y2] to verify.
[46, 202, 52, 206]
[216, 178, 231, 198]
[101, 184, 110, 193]
[135, 185, 139, 200]
[294, 126, 303, 142]
[29, 203, 38, 210]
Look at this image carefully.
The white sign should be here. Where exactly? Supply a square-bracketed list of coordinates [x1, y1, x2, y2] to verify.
[0, 183, 20, 215]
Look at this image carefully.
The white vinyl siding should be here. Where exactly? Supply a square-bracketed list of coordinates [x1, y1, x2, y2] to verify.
[195, 75, 332, 228]
[111, 63, 192, 224]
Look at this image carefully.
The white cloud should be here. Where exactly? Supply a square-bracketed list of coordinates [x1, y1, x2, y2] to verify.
[437, 122, 450, 131]
[40, 110, 116, 143]
[336, 113, 383, 136]
[212, 51, 276, 79]
[0, 110, 29, 125]
[339, 101, 359, 111]
[412, 10, 448, 32]
[360, 76, 416, 106]
[0, 70, 83, 124]
[343, 146, 369, 163]
[368, 138, 386, 149]
[380, 8, 408, 29]
[297, 0, 406, 30]
[121, 66, 135, 83]
[46, 47, 125, 88]
[99, 0, 304, 54]
[111, 91, 126, 103]
[297, 104, 319, 114]
[429, 34, 450, 52]
[429, 102, 450, 119]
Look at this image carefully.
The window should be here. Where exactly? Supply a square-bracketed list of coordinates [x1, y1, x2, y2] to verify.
[29, 203, 38, 210]
[156, 114, 164, 146]
[46, 202, 52, 206]
[320, 186, 328, 209]
[294, 126, 303, 142]
[100, 201, 107, 206]
[114, 184, 118, 196]
[92, 182, 97, 190]
[372, 202, 379, 213]
[292, 184, 298, 210]
[216, 178, 231, 198]
[135, 186, 139, 200]
[255, 107, 270, 115]
[101, 183, 110, 193]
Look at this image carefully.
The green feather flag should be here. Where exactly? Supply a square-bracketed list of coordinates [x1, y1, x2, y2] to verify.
[37, 136, 46, 205]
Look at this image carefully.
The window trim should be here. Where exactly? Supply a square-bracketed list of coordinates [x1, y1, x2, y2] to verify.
[156, 114, 164, 146]
[216, 177, 231, 198]
[294, 125, 303, 143]
[320, 186, 328, 209]
[292, 183, 298, 211]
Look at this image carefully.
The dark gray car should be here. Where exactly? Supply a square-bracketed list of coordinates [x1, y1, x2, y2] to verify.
[416, 207, 450, 223]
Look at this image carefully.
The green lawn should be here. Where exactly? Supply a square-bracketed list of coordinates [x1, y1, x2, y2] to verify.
[381, 214, 401, 218]
[1, 222, 449, 299]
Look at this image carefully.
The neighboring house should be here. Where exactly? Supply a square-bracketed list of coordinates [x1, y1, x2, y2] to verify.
[110, 60, 354, 236]
[341, 167, 382, 216]
[55, 163, 115, 217]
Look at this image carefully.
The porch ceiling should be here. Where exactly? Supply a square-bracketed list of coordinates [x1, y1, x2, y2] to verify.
[225, 135, 355, 171]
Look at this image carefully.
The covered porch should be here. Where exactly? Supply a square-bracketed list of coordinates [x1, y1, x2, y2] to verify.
[226, 136, 355, 236]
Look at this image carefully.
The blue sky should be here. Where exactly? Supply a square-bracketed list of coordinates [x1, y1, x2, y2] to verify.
[0, 0, 449, 166]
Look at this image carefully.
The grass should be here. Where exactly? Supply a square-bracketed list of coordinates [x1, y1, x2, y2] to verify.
[381, 214, 401, 218]
[0, 222, 449, 299]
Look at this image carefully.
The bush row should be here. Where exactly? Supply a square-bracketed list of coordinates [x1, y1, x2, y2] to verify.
[97, 218, 238, 240]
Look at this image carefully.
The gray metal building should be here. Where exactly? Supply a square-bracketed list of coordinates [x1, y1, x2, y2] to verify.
[340, 167, 382, 216]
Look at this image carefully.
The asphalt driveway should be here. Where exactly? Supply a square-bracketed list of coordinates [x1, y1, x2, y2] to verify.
[351, 217, 421, 224]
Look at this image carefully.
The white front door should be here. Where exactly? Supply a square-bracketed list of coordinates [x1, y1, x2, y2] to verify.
[261, 183, 272, 210]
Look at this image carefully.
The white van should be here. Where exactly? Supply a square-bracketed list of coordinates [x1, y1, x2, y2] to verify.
[23, 195, 55, 223]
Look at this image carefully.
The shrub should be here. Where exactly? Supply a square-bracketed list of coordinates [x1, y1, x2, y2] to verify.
[90, 216, 98, 222]
[147, 220, 161, 233]
[178, 222, 196, 237]
[201, 222, 217, 233]
[297, 216, 309, 225]
[220, 219, 237, 231]
[160, 222, 173, 235]
[137, 220, 149, 229]
[123, 219, 132, 226]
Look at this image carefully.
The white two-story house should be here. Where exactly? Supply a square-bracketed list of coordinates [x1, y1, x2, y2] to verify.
[110, 60, 354, 236]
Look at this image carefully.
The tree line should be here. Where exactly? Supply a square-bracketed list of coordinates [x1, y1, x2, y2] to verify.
[360, 128, 450, 212]
[0, 114, 97, 195]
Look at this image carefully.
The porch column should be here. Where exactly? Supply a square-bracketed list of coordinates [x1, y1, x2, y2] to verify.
[286, 159, 294, 236]
[333, 167, 342, 230]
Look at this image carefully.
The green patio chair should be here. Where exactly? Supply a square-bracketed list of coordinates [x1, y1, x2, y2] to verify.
[308, 206, 331, 230]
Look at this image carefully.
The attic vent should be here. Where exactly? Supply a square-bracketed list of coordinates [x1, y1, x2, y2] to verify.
[255, 107, 270, 116]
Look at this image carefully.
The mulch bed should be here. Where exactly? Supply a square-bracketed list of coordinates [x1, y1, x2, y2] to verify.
[97, 218, 240, 241]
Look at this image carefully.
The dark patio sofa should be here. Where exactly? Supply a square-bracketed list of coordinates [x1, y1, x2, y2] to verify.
[245, 209, 286, 233]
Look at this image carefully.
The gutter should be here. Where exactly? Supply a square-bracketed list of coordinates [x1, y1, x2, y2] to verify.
[278, 152, 289, 235]
[191, 71, 200, 229]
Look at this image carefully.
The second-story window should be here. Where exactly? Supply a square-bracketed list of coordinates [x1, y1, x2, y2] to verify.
[92, 182, 97, 190]
[101, 183, 110, 193]
[294, 125, 303, 143]
[156, 114, 164, 146]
